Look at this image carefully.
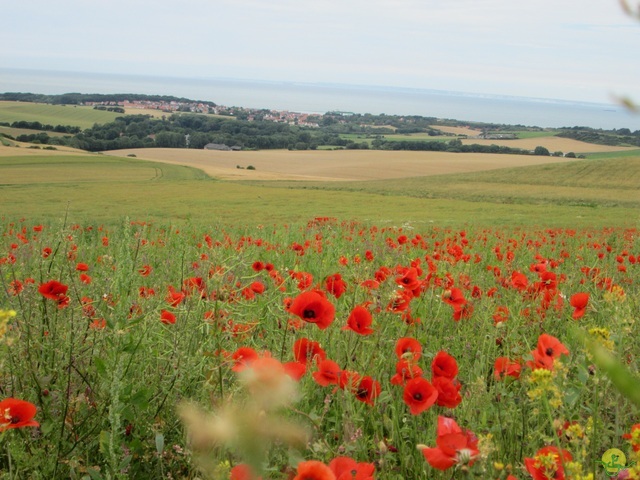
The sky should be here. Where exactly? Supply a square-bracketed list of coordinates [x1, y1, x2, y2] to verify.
[3, 0, 640, 105]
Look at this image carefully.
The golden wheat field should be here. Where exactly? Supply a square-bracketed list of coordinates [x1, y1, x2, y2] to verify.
[103, 148, 585, 181]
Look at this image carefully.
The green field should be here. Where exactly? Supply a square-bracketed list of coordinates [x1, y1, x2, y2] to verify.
[0, 101, 121, 129]
[248, 151, 640, 211]
[1, 152, 640, 228]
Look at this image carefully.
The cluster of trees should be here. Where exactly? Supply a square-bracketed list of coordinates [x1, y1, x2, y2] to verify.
[557, 127, 640, 147]
[34, 113, 345, 152]
[5, 120, 80, 134]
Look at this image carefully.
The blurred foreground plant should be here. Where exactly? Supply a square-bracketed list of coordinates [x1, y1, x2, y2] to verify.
[179, 355, 310, 478]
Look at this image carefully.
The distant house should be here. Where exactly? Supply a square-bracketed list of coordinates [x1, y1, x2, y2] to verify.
[204, 143, 241, 151]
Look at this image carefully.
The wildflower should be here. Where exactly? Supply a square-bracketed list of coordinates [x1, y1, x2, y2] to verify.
[432, 351, 459, 380]
[0, 398, 39, 431]
[432, 376, 462, 408]
[395, 267, 421, 292]
[343, 305, 374, 335]
[623, 423, 640, 452]
[493, 357, 522, 380]
[230, 463, 262, 480]
[524, 446, 572, 480]
[160, 310, 176, 325]
[138, 264, 152, 276]
[166, 286, 186, 307]
[527, 369, 563, 408]
[403, 377, 438, 415]
[328, 456, 375, 479]
[419, 416, 479, 471]
[390, 359, 423, 386]
[529, 334, 569, 371]
[588, 327, 614, 351]
[293, 460, 336, 480]
[289, 290, 336, 330]
[353, 376, 380, 406]
[569, 292, 589, 319]
[325, 273, 347, 299]
[312, 359, 341, 387]
[231, 347, 260, 372]
[395, 337, 422, 361]
[38, 280, 70, 308]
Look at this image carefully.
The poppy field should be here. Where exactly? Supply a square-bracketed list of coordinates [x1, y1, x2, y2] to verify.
[1, 217, 640, 479]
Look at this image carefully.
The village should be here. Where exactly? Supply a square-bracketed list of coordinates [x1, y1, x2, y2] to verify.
[85, 98, 322, 128]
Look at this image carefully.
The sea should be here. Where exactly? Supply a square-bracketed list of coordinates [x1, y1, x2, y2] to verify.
[2, 68, 640, 131]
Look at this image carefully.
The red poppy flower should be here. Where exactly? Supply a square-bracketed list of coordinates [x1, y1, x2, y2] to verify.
[8, 280, 23, 296]
[138, 265, 152, 277]
[395, 267, 421, 291]
[492, 306, 509, 325]
[79, 273, 92, 285]
[75, 262, 89, 271]
[442, 287, 466, 307]
[38, 280, 70, 307]
[250, 281, 265, 294]
[420, 416, 479, 471]
[160, 310, 176, 325]
[0, 398, 39, 431]
[283, 361, 307, 381]
[395, 337, 422, 361]
[432, 376, 462, 408]
[510, 271, 528, 291]
[230, 463, 262, 480]
[353, 376, 380, 406]
[524, 446, 572, 480]
[493, 357, 522, 380]
[231, 347, 259, 372]
[529, 334, 569, 371]
[166, 287, 186, 307]
[289, 291, 336, 330]
[403, 377, 438, 415]
[342, 305, 374, 335]
[390, 359, 423, 386]
[293, 460, 336, 480]
[569, 292, 589, 319]
[312, 359, 341, 387]
[325, 273, 347, 299]
[251, 261, 265, 272]
[328, 456, 375, 480]
[431, 351, 459, 380]
[623, 423, 640, 452]
[38, 280, 68, 300]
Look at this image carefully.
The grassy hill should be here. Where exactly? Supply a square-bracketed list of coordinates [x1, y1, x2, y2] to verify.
[0, 101, 121, 129]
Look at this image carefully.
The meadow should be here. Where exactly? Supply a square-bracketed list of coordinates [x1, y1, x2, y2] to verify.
[0, 102, 121, 130]
[2, 115, 640, 479]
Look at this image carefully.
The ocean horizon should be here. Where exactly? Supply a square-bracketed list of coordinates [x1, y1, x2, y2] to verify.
[1, 68, 639, 130]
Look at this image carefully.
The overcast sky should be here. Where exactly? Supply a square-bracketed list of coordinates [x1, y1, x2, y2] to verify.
[4, 0, 640, 104]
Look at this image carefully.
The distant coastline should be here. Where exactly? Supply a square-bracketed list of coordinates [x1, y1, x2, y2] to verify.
[1, 67, 639, 130]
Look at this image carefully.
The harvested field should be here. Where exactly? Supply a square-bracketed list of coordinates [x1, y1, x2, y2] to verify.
[430, 125, 481, 136]
[104, 148, 581, 181]
[461, 136, 636, 153]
